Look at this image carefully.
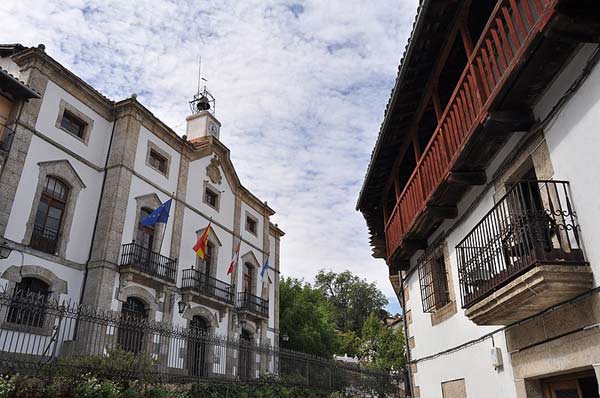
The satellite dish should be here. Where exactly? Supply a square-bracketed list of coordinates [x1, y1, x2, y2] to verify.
[196, 95, 211, 111]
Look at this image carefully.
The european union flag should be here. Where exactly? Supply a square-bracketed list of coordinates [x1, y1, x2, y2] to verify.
[260, 256, 270, 279]
[141, 199, 172, 226]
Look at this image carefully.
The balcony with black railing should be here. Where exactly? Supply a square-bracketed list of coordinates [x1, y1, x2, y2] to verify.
[119, 242, 177, 285]
[181, 268, 234, 307]
[237, 292, 268, 319]
[29, 225, 59, 255]
[457, 180, 592, 325]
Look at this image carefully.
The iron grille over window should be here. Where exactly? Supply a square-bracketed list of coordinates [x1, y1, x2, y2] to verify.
[417, 242, 450, 313]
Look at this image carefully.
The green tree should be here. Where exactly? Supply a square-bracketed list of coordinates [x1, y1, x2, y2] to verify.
[314, 270, 389, 335]
[279, 277, 339, 357]
[359, 313, 406, 371]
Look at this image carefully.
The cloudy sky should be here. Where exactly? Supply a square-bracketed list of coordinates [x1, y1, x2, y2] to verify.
[1, 0, 418, 313]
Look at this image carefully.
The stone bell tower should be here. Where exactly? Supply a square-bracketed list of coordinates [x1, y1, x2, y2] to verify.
[186, 85, 221, 140]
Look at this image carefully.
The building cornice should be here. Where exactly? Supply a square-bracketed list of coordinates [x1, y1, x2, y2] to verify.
[12, 47, 114, 120]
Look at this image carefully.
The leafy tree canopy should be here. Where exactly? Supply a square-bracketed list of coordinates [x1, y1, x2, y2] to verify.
[359, 313, 406, 372]
[314, 270, 389, 335]
[279, 277, 339, 357]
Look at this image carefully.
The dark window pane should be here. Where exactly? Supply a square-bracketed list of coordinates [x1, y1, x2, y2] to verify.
[60, 111, 85, 138]
[7, 277, 50, 328]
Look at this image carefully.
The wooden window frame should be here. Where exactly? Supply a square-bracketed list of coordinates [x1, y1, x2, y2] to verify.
[145, 141, 171, 177]
[30, 176, 68, 255]
[245, 213, 258, 236]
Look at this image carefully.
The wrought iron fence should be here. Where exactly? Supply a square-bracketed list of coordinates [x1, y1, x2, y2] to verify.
[457, 180, 586, 308]
[119, 242, 177, 283]
[237, 292, 268, 317]
[181, 268, 234, 304]
[0, 287, 403, 396]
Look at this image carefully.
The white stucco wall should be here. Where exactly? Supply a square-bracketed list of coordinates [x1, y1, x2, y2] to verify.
[35, 80, 112, 168]
[535, 43, 600, 287]
[5, 135, 105, 264]
[133, 126, 181, 195]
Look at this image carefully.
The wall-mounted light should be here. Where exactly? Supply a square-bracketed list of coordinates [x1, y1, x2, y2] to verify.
[177, 300, 188, 315]
[282, 334, 289, 342]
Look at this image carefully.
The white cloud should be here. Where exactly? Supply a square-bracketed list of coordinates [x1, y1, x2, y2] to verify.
[0, 0, 418, 310]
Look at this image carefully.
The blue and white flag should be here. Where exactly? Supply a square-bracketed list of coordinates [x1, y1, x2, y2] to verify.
[260, 255, 270, 279]
[141, 199, 172, 226]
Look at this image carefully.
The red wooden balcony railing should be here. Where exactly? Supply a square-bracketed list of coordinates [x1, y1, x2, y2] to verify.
[385, 0, 556, 259]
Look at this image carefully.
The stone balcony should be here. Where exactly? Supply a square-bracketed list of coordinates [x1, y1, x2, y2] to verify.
[457, 180, 592, 325]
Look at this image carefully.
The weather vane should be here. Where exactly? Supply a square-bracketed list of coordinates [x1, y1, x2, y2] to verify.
[189, 55, 215, 115]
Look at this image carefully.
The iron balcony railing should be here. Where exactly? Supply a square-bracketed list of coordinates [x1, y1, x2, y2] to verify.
[30, 225, 59, 255]
[457, 180, 586, 308]
[237, 292, 268, 318]
[385, 0, 558, 259]
[181, 268, 234, 305]
[119, 242, 177, 284]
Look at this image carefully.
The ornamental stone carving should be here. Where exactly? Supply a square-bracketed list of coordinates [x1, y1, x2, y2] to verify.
[207, 157, 222, 185]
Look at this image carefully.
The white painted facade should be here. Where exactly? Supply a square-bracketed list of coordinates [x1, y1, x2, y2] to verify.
[400, 44, 600, 397]
[0, 45, 283, 376]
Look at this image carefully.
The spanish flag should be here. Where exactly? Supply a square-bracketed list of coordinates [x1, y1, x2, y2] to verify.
[193, 222, 212, 260]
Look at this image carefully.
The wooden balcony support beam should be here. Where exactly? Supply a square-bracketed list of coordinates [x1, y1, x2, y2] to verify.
[448, 171, 487, 186]
[483, 110, 535, 132]
[426, 205, 458, 220]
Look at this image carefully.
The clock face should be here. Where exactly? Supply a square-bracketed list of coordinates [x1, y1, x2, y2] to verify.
[208, 122, 218, 135]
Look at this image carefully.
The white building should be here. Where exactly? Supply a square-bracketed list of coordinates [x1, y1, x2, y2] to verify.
[0, 43, 283, 378]
[358, 1, 600, 397]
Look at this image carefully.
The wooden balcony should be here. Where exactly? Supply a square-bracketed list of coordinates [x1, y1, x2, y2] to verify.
[384, 0, 600, 263]
[456, 180, 591, 325]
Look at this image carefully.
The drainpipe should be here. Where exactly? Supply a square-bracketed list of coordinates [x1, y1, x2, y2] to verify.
[397, 270, 413, 398]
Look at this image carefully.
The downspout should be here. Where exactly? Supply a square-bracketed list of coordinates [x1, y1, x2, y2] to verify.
[77, 107, 117, 309]
[398, 270, 413, 398]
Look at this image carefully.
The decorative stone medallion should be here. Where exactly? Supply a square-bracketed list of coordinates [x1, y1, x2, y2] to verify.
[207, 157, 222, 184]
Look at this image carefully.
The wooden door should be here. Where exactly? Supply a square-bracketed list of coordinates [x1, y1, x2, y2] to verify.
[544, 380, 583, 398]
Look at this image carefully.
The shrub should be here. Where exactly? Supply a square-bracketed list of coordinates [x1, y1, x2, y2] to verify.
[56, 348, 156, 384]
[73, 375, 120, 398]
[0, 375, 15, 398]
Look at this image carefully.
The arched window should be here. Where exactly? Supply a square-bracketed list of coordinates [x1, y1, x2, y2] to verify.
[187, 315, 209, 377]
[7, 277, 50, 327]
[118, 297, 148, 353]
[30, 176, 69, 254]
[243, 263, 254, 293]
[239, 329, 254, 381]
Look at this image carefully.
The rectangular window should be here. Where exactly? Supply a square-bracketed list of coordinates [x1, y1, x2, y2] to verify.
[418, 241, 451, 313]
[245, 215, 257, 235]
[148, 149, 168, 174]
[204, 187, 219, 210]
[60, 110, 86, 138]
